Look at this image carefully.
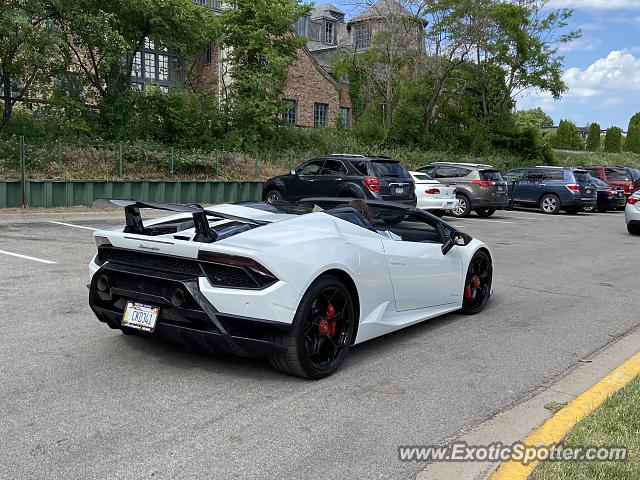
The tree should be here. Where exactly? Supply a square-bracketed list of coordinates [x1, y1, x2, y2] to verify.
[625, 124, 640, 154]
[585, 122, 601, 151]
[604, 126, 623, 153]
[0, 0, 67, 127]
[219, 0, 308, 143]
[51, 0, 218, 132]
[627, 112, 640, 133]
[513, 108, 554, 129]
[552, 119, 580, 150]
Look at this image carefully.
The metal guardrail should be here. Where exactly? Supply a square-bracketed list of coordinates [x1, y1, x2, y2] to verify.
[0, 180, 264, 208]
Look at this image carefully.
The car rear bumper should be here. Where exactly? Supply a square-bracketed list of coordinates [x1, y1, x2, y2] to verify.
[472, 198, 509, 210]
[416, 197, 458, 211]
[89, 262, 289, 357]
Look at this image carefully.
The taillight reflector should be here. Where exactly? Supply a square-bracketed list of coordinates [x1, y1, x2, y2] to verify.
[198, 251, 276, 279]
[472, 180, 495, 187]
[628, 197, 639, 205]
[425, 188, 440, 195]
[364, 177, 380, 193]
[565, 184, 580, 192]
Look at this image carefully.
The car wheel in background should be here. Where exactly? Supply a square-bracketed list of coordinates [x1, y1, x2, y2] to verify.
[597, 205, 608, 213]
[628, 223, 640, 235]
[539, 194, 561, 214]
[564, 207, 580, 214]
[265, 190, 283, 203]
[461, 250, 493, 315]
[476, 209, 496, 218]
[451, 195, 471, 218]
[267, 275, 355, 379]
[583, 204, 596, 213]
[431, 210, 445, 218]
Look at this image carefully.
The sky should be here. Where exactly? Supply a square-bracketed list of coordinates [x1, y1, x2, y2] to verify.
[512, 0, 640, 130]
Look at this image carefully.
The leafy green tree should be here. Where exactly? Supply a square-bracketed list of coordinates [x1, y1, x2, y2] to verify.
[218, 0, 308, 145]
[585, 122, 601, 151]
[513, 108, 554, 129]
[50, 0, 218, 134]
[604, 126, 623, 153]
[625, 124, 640, 154]
[0, 0, 68, 127]
[552, 119, 580, 150]
[627, 112, 640, 132]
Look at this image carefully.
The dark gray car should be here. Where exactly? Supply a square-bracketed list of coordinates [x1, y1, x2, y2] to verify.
[416, 162, 509, 217]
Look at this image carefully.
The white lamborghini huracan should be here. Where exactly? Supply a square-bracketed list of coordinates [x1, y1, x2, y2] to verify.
[89, 198, 494, 379]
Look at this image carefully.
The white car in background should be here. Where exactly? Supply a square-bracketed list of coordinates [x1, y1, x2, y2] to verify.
[625, 191, 640, 235]
[410, 171, 459, 217]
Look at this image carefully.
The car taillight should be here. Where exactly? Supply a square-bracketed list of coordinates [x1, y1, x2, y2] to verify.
[565, 184, 580, 192]
[364, 177, 380, 193]
[198, 251, 276, 280]
[604, 189, 613, 195]
[425, 188, 440, 195]
[472, 180, 495, 187]
[628, 197, 639, 205]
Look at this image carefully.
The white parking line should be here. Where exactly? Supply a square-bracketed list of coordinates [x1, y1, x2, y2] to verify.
[456, 218, 513, 224]
[48, 221, 96, 231]
[0, 249, 57, 264]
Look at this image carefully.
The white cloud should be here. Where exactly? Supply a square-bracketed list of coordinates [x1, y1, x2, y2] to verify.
[548, 0, 640, 10]
[559, 37, 601, 52]
[563, 50, 640, 97]
[598, 97, 625, 108]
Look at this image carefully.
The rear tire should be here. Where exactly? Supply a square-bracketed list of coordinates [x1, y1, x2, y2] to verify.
[628, 223, 640, 235]
[476, 209, 496, 218]
[431, 210, 445, 218]
[267, 276, 355, 379]
[451, 194, 471, 218]
[540, 194, 561, 214]
[461, 250, 492, 315]
[597, 205, 608, 213]
[265, 190, 283, 203]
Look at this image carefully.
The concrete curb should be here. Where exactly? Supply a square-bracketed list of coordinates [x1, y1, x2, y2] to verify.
[416, 323, 640, 480]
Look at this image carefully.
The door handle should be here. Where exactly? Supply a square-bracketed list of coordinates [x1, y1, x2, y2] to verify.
[335, 178, 342, 181]
[389, 258, 406, 266]
[538, 183, 546, 186]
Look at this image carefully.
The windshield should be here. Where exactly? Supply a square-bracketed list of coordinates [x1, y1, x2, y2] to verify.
[606, 169, 630, 181]
[573, 172, 592, 184]
[480, 170, 504, 182]
[372, 161, 407, 178]
[413, 173, 432, 181]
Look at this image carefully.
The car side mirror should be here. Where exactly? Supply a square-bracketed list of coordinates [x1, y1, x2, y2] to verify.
[442, 231, 468, 255]
[290, 169, 297, 176]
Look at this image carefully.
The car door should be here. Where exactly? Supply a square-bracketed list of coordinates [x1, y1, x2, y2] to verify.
[289, 159, 326, 200]
[370, 207, 463, 311]
[516, 170, 544, 205]
[315, 159, 348, 196]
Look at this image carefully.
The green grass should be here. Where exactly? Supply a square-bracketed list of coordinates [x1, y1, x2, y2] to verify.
[532, 375, 640, 480]
[553, 150, 640, 168]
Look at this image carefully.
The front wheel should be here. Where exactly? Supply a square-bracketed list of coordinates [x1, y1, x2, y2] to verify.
[462, 250, 493, 315]
[267, 276, 355, 379]
[264, 190, 283, 203]
[451, 195, 471, 218]
[540, 194, 561, 214]
[476, 209, 496, 218]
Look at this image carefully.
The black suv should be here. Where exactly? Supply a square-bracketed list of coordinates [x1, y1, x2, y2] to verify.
[262, 154, 417, 205]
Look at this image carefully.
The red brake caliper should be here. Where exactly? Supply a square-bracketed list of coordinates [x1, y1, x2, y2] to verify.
[318, 303, 337, 336]
[465, 277, 481, 301]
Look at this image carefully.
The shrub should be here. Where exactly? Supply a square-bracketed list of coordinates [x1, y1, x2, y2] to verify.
[604, 126, 623, 153]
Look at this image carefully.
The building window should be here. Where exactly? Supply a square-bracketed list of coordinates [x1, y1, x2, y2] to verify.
[144, 52, 156, 79]
[158, 54, 169, 81]
[314, 103, 328, 127]
[354, 25, 371, 49]
[283, 100, 298, 125]
[324, 21, 335, 44]
[340, 107, 350, 129]
[203, 44, 212, 65]
[132, 52, 142, 77]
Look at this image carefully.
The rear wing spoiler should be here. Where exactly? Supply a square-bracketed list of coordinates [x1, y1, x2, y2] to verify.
[101, 200, 268, 243]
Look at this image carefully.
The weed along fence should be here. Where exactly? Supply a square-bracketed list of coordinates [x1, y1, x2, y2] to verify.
[0, 136, 308, 208]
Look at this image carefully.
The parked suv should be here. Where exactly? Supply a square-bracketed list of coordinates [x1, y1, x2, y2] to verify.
[502, 167, 596, 214]
[415, 162, 508, 217]
[583, 166, 635, 199]
[262, 154, 417, 206]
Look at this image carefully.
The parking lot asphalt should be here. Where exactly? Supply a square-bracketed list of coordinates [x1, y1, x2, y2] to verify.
[1, 209, 639, 480]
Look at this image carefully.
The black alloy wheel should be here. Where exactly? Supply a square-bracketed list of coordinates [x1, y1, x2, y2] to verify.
[461, 250, 493, 315]
[268, 276, 355, 379]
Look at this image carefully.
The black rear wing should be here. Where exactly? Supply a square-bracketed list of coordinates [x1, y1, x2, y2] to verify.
[102, 200, 268, 243]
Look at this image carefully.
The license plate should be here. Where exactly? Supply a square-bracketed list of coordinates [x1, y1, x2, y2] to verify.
[585, 189, 593, 194]
[394, 187, 405, 195]
[122, 302, 160, 332]
[497, 185, 505, 191]
[444, 201, 454, 209]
